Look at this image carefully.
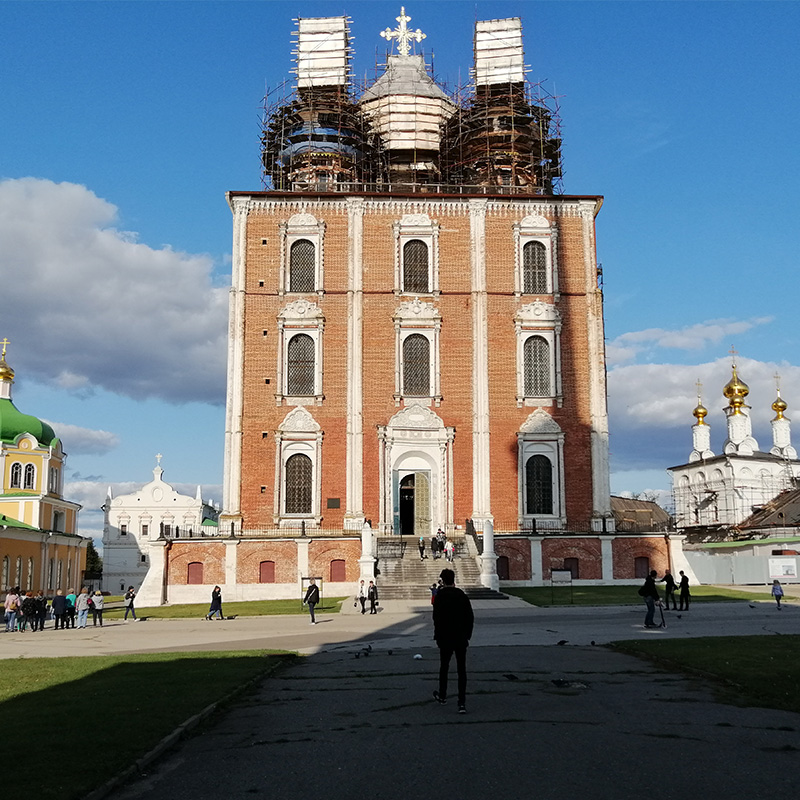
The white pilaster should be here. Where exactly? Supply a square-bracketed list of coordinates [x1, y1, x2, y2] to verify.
[297, 538, 310, 582]
[222, 195, 249, 525]
[345, 198, 365, 529]
[224, 539, 239, 593]
[358, 521, 376, 581]
[600, 536, 614, 581]
[581, 201, 612, 522]
[470, 199, 492, 527]
[529, 537, 543, 585]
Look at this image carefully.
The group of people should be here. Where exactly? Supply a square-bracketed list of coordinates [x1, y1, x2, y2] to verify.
[3, 586, 110, 631]
[423, 529, 455, 562]
[639, 569, 691, 627]
[355, 579, 379, 615]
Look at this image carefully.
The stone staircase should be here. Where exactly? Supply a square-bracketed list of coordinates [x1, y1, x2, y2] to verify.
[375, 536, 508, 600]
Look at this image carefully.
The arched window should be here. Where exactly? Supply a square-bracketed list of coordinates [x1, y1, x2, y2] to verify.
[402, 334, 430, 396]
[23, 464, 35, 490]
[57, 560, 63, 589]
[403, 240, 429, 294]
[286, 334, 315, 396]
[285, 454, 312, 515]
[289, 239, 315, 293]
[187, 562, 204, 585]
[525, 455, 553, 515]
[2, 556, 9, 588]
[330, 559, 346, 582]
[26, 558, 34, 590]
[523, 241, 548, 294]
[48, 558, 55, 589]
[259, 561, 276, 584]
[9, 462, 21, 489]
[15, 557, 22, 585]
[524, 336, 551, 396]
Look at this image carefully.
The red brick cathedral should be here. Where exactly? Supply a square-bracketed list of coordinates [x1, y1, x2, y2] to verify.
[164, 10, 674, 603]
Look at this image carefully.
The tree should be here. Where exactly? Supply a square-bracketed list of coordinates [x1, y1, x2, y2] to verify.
[84, 540, 103, 576]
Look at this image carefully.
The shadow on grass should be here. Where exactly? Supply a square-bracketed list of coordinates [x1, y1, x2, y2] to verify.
[3, 651, 295, 800]
[505, 586, 775, 606]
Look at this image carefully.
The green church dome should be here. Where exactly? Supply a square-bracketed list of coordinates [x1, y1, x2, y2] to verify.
[0, 398, 57, 447]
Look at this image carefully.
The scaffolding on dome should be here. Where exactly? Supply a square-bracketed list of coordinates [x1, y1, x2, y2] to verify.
[259, 15, 564, 195]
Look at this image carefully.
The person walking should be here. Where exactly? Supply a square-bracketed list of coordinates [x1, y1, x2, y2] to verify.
[91, 591, 104, 627]
[639, 570, 660, 628]
[52, 589, 68, 630]
[444, 539, 455, 563]
[772, 579, 785, 610]
[206, 586, 224, 620]
[659, 570, 678, 610]
[123, 586, 137, 621]
[418, 536, 427, 560]
[367, 580, 379, 614]
[20, 592, 37, 632]
[430, 535, 439, 559]
[432, 568, 474, 714]
[4, 587, 20, 632]
[75, 588, 91, 628]
[356, 580, 367, 614]
[678, 570, 691, 611]
[303, 578, 320, 625]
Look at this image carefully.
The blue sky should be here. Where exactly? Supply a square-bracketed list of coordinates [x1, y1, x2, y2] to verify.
[2, 1, 800, 540]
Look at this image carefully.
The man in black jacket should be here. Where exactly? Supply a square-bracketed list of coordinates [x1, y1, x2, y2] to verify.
[303, 579, 320, 625]
[640, 570, 660, 628]
[432, 568, 474, 714]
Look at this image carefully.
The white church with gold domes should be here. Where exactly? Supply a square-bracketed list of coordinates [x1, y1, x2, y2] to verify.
[669, 361, 800, 534]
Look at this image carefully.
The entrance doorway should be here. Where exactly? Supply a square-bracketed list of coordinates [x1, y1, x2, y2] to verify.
[398, 472, 431, 536]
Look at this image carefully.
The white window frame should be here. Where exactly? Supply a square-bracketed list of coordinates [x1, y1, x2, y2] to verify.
[9, 461, 22, 489]
[393, 298, 442, 407]
[393, 213, 440, 297]
[515, 301, 562, 408]
[513, 213, 558, 297]
[274, 407, 323, 527]
[23, 463, 35, 490]
[276, 299, 325, 406]
[517, 409, 566, 528]
[279, 212, 325, 296]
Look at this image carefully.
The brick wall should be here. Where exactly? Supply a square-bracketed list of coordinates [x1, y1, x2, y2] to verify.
[612, 536, 669, 579]
[495, 538, 532, 580]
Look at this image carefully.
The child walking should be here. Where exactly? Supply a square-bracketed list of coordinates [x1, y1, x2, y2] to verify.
[772, 579, 785, 610]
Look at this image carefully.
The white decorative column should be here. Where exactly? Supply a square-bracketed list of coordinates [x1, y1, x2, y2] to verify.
[358, 520, 376, 581]
[221, 195, 249, 530]
[479, 518, 499, 590]
[470, 199, 492, 529]
[345, 198, 365, 530]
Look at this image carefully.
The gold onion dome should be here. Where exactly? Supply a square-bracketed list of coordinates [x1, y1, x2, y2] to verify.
[723, 365, 749, 412]
[693, 400, 708, 424]
[0, 356, 14, 382]
[772, 394, 788, 419]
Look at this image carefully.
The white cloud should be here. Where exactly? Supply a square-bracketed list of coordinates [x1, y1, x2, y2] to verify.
[607, 356, 800, 476]
[42, 420, 119, 455]
[0, 178, 228, 405]
[607, 317, 773, 365]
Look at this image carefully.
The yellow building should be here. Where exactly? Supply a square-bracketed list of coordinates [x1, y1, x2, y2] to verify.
[0, 344, 85, 593]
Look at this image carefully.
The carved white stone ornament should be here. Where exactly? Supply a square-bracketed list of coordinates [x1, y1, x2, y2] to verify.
[388, 403, 445, 430]
[279, 406, 321, 433]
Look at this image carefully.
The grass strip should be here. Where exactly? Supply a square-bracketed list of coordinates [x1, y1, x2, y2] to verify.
[103, 597, 346, 619]
[504, 585, 779, 607]
[2, 650, 294, 799]
[610, 635, 800, 715]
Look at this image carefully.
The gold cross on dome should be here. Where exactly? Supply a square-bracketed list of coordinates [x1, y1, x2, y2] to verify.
[695, 379, 703, 401]
[728, 344, 738, 365]
[156, 453, 163, 466]
[0, 338, 8, 358]
[775, 372, 782, 392]
[380, 7, 426, 57]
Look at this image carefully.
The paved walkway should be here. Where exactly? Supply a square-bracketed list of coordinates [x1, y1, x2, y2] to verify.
[6, 597, 800, 799]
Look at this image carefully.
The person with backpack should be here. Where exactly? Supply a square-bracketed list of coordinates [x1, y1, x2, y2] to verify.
[638, 570, 660, 628]
[34, 590, 48, 632]
[91, 591, 105, 626]
[303, 579, 320, 625]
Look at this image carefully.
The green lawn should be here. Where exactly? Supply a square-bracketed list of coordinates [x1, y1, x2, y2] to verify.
[103, 597, 346, 619]
[505, 585, 779, 606]
[1, 651, 294, 800]
[611, 635, 800, 715]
